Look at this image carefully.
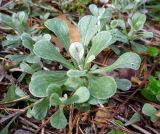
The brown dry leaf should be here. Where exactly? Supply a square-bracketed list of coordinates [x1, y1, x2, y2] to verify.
[131, 77, 142, 85]
[155, 111, 160, 117]
[51, 15, 80, 51]
[56, 14, 80, 43]
[94, 107, 113, 128]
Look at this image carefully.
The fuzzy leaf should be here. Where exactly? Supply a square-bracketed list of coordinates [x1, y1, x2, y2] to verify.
[44, 18, 70, 52]
[69, 42, 84, 63]
[73, 87, 90, 103]
[92, 52, 141, 74]
[88, 76, 117, 99]
[115, 78, 131, 91]
[128, 12, 146, 31]
[125, 112, 140, 126]
[31, 98, 49, 120]
[87, 31, 112, 60]
[50, 108, 67, 129]
[33, 40, 74, 69]
[67, 69, 86, 78]
[29, 71, 67, 97]
[78, 15, 98, 46]
[50, 93, 62, 106]
[142, 103, 159, 122]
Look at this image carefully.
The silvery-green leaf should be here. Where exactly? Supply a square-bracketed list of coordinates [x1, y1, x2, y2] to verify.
[50, 93, 62, 106]
[86, 55, 95, 64]
[128, 12, 146, 31]
[25, 54, 40, 64]
[50, 108, 67, 129]
[78, 15, 98, 46]
[73, 86, 90, 103]
[109, 29, 128, 44]
[64, 77, 85, 90]
[15, 87, 26, 97]
[115, 78, 131, 91]
[46, 84, 62, 96]
[33, 40, 74, 69]
[67, 69, 86, 78]
[31, 98, 49, 120]
[111, 19, 125, 29]
[131, 41, 147, 54]
[125, 112, 140, 126]
[29, 71, 67, 97]
[69, 42, 84, 63]
[139, 31, 153, 39]
[89, 4, 99, 16]
[87, 31, 112, 60]
[88, 96, 108, 105]
[20, 62, 41, 74]
[92, 52, 141, 74]
[18, 12, 26, 23]
[5, 55, 27, 63]
[44, 18, 70, 52]
[0, 13, 13, 28]
[88, 76, 117, 99]
[21, 33, 34, 50]
[142, 103, 159, 122]
[43, 34, 51, 41]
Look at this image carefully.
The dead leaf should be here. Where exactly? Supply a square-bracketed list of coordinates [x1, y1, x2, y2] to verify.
[94, 107, 113, 128]
[131, 77, 142, 85]
[51, 15, 80, 52]
[155, 111, 160, 117]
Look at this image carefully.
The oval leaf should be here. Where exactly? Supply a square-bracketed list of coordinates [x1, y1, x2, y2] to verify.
[50, 108, 67, 129]
[128, 12, 146, 31]
[69, 42, 84, 63]
[29, 71, 67, 97]
[31, 98, 49, 120]
[88, 76, 117, 99]
[115, 78, 131, 91]
[73, 86, 90, 103]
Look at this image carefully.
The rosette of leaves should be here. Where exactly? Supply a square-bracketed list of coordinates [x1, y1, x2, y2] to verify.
[29, 15, 141, 129]
[111, 0, 146, 13]
[0, 11, 47, 74]
[89, 4, 153, 54]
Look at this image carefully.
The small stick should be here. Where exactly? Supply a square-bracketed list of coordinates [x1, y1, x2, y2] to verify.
[41, 120, 45, 134]
[34, 117, 51, 134]
[145, 125, 160, 134]
[19, 116, 39, 129]
[68, 111, 81, 134]
[0, 95, 29, 105]
[0, 107, 25, 112]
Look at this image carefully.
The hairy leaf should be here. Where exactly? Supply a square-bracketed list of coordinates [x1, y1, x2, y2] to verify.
[78, 15, 98, 46]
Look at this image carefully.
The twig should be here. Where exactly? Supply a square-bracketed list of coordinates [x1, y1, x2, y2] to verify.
[41, 120, 45, 134]
[0, 95, 29, 105]
[19, 116, 39, 129]
[145, 125, 160, 134]
[69, 105, 74, 133]
[68, 111, 81, 134]
[34, 117, 51, 134]
[0, 107, 25, 112]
